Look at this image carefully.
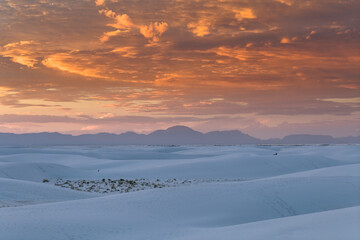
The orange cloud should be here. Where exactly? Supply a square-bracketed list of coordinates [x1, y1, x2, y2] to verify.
[209, 46, 248, 61]
[111, 47, 138, 58]
[276, 0, 293, 6]
[100, 30, 123, 43]
[95, 0, 105, 6]
[233, 8, 256, 21]
[318, 97, 360, 104]
[99, 9, 136, 42]
[42, 53, 109, 79]
[0, 87, 17, 98]
[99, 9, 168, 42]
[0, 41, 39, 67]
[338, 84, 359, 90]
[108, 13, 135, 29]
[280, 37, 291, 44]
[154, 73, 182, 86]
[140, 22, 169, 42]
[187, 19, 211, 37]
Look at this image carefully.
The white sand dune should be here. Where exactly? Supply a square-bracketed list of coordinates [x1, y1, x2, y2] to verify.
[0, 145, 359, 239]
[0, 162, 93, 182]
[0, 178, 98, 207]
[0, 145, 349, 181]
[181, 206, 360, 240]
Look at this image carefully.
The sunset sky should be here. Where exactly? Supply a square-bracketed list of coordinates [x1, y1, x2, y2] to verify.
[0, 0, 359, 138]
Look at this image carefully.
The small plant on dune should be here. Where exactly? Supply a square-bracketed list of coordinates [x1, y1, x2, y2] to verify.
[42, 179, 49, 183]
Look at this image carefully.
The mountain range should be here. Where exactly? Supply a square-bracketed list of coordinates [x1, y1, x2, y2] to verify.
[0, 125, 359, 145]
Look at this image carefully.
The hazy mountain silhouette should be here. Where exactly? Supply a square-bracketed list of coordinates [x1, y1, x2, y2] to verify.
[0, 125, 359, 145]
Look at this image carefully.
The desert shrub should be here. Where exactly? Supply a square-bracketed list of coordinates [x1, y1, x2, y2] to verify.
[42, 179, 49, 183]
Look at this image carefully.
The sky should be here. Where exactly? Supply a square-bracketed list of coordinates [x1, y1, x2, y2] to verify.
[0, 0, 359, 139]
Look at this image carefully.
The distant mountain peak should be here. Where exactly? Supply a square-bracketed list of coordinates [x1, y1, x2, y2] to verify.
[149, 125, 202, 138]
[166, 125, 198, 133]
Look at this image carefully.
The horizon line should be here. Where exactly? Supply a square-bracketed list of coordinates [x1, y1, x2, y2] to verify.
[1, 125, 359, 140]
